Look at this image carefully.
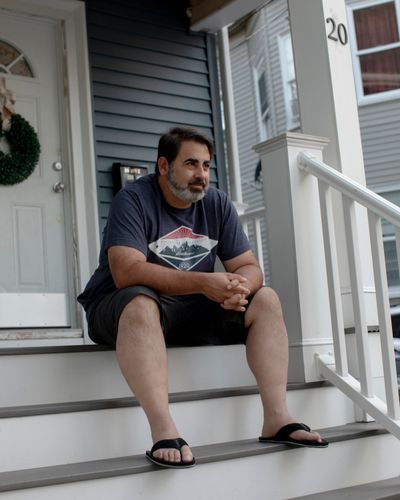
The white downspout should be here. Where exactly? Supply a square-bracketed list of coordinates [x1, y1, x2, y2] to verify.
[217, 26, 246, 214]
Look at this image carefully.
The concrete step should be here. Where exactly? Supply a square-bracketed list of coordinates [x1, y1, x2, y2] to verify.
[293, 475, 400, 500]
[0, 423, 399, 499]
[0, 383, 354, 473]
[0, 345, 258, 406]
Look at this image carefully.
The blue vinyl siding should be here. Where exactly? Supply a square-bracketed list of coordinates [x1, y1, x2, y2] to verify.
[85, 0, 224, 231]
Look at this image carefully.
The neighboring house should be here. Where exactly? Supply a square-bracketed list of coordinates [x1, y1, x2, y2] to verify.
[1, 0, 400, 497]
[229, 0, 400, 301]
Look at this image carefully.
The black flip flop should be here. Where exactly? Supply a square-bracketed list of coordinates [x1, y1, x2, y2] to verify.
[146, 438, 196, 468]
[259, 423, 329, 448]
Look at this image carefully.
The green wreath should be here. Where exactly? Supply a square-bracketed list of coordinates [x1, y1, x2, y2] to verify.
[0, 113, 41, 186]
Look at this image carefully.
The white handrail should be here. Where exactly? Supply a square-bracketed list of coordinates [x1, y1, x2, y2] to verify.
[299, 150, 400, 435]
[299, 152, 400, 226]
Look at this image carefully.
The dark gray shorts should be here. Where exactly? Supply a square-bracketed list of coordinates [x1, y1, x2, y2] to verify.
[88, 285, 251, 348]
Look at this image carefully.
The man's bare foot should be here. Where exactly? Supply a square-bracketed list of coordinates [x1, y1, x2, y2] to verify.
[261, 419, 326, 444]
[152, 440, 194, 464]
[150, 421, 194, 464]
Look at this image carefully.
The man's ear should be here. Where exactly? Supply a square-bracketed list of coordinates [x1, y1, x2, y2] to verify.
[157, 157, 169, 176]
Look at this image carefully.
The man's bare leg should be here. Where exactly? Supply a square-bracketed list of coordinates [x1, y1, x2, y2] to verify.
[245, 287, 324, 443]
[116, 294, 193, 464]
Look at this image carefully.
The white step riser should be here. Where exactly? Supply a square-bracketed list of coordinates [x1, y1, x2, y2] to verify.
[1, 346, 257, 406]
[0, 387, 354, 473]
[2, 434, 399, 500]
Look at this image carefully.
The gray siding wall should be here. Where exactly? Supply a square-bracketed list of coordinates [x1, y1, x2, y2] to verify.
[358, 100, 400, 190]
[262, 0, 292, 135]
[230, 0, 292, 210]
[85, 0, 223, 231]
[230, 3, 294, 286]
[229, 0, 291, 283]
[231, 30, 261, 211]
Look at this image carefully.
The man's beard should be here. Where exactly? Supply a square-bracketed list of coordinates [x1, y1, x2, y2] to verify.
[167, 165, 209, 203]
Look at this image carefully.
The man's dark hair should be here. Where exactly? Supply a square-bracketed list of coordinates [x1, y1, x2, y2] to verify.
[155, 127, 214, 175]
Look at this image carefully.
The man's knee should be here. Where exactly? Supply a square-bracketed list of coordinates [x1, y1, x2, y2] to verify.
[120, 294, 160, 325]
[248, 287, 284, 318]
[252, 286, 281, 309]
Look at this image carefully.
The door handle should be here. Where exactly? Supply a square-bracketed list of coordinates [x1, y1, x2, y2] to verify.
[52, 182, 65, 193]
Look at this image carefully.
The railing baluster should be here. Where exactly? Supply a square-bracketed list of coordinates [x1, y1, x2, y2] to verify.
[342, 196, 374, 398]
[318, 181, 348, 376]
[242, 221, 249, 238]
[253, 217, 265, 278]
[240, 207, 266, 271]
[368, 211, 400, 419]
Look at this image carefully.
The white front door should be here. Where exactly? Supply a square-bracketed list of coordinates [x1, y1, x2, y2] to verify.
[0, 11, 74, 329]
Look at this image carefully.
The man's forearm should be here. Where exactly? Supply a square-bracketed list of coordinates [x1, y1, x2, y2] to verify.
[115, 260, 206, 296]
[113, 259, 250, 305]
[233, 264, 263, 295]
[109, 246, 254, 302]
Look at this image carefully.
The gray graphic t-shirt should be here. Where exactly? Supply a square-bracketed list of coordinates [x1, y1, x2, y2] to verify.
[77, 174, 250, 314]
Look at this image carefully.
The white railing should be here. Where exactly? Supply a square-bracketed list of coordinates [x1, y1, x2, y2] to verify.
[240, 207, 266, 278]
[298, 151, 400, 438]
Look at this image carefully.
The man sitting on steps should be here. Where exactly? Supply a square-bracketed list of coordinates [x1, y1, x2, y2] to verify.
[78, 126, 328, 469]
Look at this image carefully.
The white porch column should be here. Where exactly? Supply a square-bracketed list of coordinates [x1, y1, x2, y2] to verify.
[217, 26, 243, 205]
[288, 0, 378, 328]
[254, 133, 333, 383]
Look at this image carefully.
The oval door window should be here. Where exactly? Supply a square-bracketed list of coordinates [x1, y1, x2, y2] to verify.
[0, 40, 34, 77]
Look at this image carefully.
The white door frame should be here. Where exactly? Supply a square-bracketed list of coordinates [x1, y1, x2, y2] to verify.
[0, 0, 100, 344]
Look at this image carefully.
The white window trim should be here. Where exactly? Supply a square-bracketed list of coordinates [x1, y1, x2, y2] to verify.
[347, 0, 400, 106]
[278, 32, 300, 130]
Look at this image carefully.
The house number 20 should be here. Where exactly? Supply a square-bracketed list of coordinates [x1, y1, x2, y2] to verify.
[326, 17, 348, 45]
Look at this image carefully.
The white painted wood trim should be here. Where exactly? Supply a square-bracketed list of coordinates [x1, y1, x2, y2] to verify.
[218, 26, 243, 203]
[318, 181, 348, 376]
[342, 196, 374, 397]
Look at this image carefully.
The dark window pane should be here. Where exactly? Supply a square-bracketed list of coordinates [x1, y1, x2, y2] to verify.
[354, 2, 398, 50]
[0, 40, 34, 77]
[0, 41, 20, 67]
[384, 239, 400, 288]
[10, 58, 33, 78]
[258, 72, 268, 115]
[360, 47, 400, 94]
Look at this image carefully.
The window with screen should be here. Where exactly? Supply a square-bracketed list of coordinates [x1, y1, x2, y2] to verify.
[254, 66, 270, 141]
[279, 33, 300, 129]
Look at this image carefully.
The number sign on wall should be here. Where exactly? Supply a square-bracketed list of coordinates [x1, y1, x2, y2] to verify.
[326, 17, 348, 45]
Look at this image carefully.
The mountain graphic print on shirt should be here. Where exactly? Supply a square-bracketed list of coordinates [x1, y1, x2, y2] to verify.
[148, 225, 218, 271]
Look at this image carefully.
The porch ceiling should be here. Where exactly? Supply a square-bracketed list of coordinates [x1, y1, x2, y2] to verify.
[189, 0, 268, 32]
